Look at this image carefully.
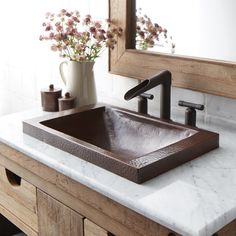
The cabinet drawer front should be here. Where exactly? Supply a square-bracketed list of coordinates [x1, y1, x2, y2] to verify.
[37, 190, 84, 236]
[84, 219, 111, 236]
[0, 165, 38, 232]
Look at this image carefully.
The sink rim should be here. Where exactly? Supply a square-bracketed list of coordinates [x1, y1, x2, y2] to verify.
[23, 103, 219, 183]
[23, 104, 199, 163]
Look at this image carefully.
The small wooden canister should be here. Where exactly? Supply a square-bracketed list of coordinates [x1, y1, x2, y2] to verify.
[58, 92, 76, 111]
[41, 84, 62, 112]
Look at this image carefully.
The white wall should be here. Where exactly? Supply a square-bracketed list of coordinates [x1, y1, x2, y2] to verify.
[0, 0, 236, 126]
[0, 0, 102, 115]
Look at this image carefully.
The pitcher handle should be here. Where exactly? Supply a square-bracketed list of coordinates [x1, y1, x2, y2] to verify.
[59, 61, 68, 85]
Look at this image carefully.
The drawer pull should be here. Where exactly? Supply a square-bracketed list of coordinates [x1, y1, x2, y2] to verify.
[5, 169, 21, 186]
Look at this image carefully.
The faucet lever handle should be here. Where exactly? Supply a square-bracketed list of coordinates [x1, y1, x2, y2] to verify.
[137, 93, 154, 115]
[178, 100, 204, 111]
[139, 93, 154, 100]
[178, 100, 204, 127]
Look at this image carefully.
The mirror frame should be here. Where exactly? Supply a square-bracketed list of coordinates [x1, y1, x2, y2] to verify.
[109, 0, 236, 99]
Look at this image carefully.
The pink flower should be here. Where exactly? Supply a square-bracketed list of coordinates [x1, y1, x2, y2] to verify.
[54, 33, 61, 41]
[75, 32, 82, 40]
[89, 27, 96, 34]
[83, 15, 91, 25]
[95, 21, 101, 29]
[55, 22, 61, 26]
[106, 32, 114, 39]
[98, 29, 105, 33]
[73, 11, 80, 18]
[49, 32, 54, 39]
[51, 44, 58, 51]
[96, 33, 106, 41]
[67, 19, 74, 26]
[60, 9, 67, 15]
[45, 12, 51, 19]
[66, 12, 71, 17]
[56, 25, 62, 32]
[40, 9, 122, 62]
[45, 23, 52, 31]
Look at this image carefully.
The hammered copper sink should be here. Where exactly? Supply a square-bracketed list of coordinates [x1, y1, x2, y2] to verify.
[23, 104, 219, 183]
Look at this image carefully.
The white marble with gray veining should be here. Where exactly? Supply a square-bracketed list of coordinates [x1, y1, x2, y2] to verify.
[0, 109, 236, 236]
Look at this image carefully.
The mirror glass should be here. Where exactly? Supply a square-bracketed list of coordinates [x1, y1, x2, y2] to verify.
[136, 0, 236, 61]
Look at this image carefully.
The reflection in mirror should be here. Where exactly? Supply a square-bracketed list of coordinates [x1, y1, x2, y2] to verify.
[136, 8, 175, 53]
[136, 0, 236, 61]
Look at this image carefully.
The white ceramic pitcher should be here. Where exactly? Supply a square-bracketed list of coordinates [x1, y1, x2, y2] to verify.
[59, 61, 97, 107]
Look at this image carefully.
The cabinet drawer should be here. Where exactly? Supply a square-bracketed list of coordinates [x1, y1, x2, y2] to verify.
[37, 190, 84, 236]
[0, 165, 38, 233]
[84, 219, 113, 236]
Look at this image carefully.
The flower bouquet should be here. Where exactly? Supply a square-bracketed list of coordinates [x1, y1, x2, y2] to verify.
[39, 9, 123, 62]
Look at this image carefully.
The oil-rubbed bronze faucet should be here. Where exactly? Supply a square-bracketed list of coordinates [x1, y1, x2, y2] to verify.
[124, 70, 172, 120]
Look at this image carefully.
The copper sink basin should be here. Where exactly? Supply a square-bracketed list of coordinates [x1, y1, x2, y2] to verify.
[23, 104, 219, 183]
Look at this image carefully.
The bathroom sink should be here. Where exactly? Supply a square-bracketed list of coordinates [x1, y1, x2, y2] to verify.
[23, 104, 219, 183]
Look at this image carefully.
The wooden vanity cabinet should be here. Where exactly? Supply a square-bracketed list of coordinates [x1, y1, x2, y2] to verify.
[0, 162, 112, 236]
[37, 190, 112, 236]
[0, 143, 179, 236]
[0, 142, 236, 236]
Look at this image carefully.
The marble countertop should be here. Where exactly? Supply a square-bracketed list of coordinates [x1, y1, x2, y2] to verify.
[0, 108, 235, 236]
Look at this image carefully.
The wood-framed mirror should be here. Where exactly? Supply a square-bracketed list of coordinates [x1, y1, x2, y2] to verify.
[109, 0, 236, 99]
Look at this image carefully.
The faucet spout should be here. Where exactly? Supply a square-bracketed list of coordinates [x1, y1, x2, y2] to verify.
[124, 70, 172, 120]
